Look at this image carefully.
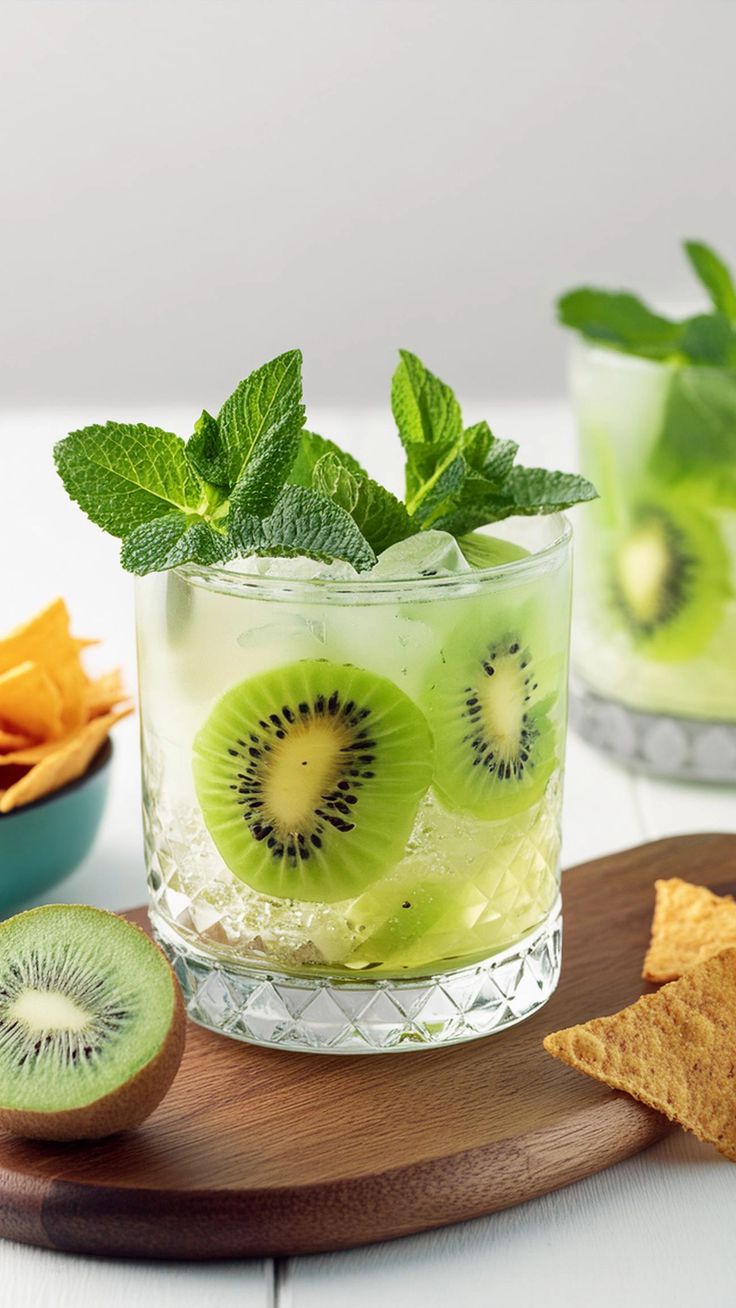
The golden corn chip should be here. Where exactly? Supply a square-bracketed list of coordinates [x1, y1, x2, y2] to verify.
[0, 727, 34, 752]
[544, 949, 736, 1161]
[643, 878, 736, 983]
[0, 706, 133, 814]
[0, 599, 86, 731]
[84, 669, 126, 717]
[0, 598, 70, 672]
[0, 703, 133, 766]
[0, 661, 64, 740]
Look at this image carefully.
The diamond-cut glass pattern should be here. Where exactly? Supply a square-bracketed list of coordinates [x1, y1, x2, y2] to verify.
[571, 678, 736, 782]
[152, 903, 562, 1054]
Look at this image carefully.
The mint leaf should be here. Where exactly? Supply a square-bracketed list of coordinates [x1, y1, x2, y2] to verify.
[684, 240, 736, 320]
[679, 313, 734, 365]
[228, 485, 376, 571]
[430, 467, 598, 537]
[185, 410, 230, 488]
[500, 466, 599, 514]
[651, 367, 736, 489]
[451, 421, 518, 482]
[54, 423, 205, 538]
[392, 350, 463, 500]
[216, 350, 305, 511]
[312, 452, 414, 554]
[556, 289, 682, 359]
[121, 513, 232, 575]
[288, 430, 367, 489]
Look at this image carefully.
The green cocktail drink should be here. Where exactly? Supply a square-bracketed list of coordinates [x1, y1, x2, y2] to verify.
[55, 347, 592, 1052]
[138, 519, 570, 997]
[560, 240, 736, 781]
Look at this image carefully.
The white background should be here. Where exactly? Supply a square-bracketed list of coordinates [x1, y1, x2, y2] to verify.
[2, 0, 736, 408]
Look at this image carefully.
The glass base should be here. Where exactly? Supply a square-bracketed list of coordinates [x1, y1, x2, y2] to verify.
[571, 677, 736, 782]
[151, 900, 562, 1055]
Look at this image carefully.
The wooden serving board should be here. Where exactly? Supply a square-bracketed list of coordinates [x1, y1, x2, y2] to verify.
[0, 833, 734, 1261]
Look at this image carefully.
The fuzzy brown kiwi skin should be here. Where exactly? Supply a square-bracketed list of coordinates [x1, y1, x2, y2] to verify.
[0, 917, 186, 1142]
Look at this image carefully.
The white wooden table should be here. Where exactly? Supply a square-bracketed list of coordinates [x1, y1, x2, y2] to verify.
[2, 403, 735, 1307]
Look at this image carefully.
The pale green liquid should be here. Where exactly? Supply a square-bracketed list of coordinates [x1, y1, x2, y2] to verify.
[138, 541, 570, 977]
[572, 347, 736, 722]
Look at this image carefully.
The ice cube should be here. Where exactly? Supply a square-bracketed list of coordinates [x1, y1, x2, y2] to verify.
[371, 531, 471, 580]
[226, 554, 360, 581]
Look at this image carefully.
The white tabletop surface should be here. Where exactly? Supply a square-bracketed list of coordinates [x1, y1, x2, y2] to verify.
[2, 402, 735, 1308]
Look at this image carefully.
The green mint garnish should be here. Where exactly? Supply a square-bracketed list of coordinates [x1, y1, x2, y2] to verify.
[684, 241, 736, 320]
[54, 422, 214, 537]
[228, 484, 376, 571]
[391, 351, 596, 534]
[214, 349, 305, 517]
[651, 367, 736, 500]
[185, 410, 230, 489]
[558, 239, 736, 365]
[121, 515, 233, 576]
[55, 348, 596, 576]
[312, 452, 414, 555]
[288, 431, 368, 488]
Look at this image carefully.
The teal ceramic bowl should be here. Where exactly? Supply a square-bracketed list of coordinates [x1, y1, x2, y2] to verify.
[0, 739, 112, 916]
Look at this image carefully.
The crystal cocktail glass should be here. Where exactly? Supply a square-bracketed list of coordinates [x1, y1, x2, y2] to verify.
[138, 515, 572, 1053]
[570, 344, 736, 781]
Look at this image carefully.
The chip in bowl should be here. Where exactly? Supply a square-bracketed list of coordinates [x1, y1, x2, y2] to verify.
[0, 600, 132, 814]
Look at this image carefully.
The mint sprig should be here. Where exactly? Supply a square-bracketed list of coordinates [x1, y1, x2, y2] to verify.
[391, 352, 596, 534]
[558, 239, 736, 366]
[56, 347, 596, 577]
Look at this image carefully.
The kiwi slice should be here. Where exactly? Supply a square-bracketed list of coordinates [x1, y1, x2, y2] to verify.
[610, 500, 730, 661]
[424, 622, 559, 819]
[192, 659, 434, 903]
[0, 905, 185, 1141]
[459, 532, 529, 568]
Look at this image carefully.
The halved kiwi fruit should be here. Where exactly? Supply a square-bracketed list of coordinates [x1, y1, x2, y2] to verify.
[0, 905, 185, 1141]
[424, 620, 559, 819]
[193, 659, 434, 903]
[610, 499, 730, 661]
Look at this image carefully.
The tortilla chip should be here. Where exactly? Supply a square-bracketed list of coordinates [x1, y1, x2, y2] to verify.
[0, 661, 64, 739]
[84, 669, 126, 717]
[0, 599, 86, 731]
[544, 949, 736, 1161]
[643, 878, 736, 983]
[0, 706, 132, 814]
[0, 727, 34, 752]
[0, 704, 132, 766]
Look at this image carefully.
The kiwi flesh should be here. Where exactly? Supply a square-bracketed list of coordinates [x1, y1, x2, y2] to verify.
[424, 621, 559, 819]
[193, 659, 434, 903]
[0, 905, 185, 1141]
[611, 500, 730, 661]
[459, 532, 530, 569]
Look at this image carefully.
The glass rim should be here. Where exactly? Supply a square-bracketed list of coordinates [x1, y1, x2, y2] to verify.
[573, 338, 736, 378]
[173, 513, 572, 603]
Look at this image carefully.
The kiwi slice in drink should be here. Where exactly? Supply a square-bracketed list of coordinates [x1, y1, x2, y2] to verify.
[193, 659, 434, 903]
[459, 532, 529, 568]
[610, 499, 730, 661]
[0, 905, 185, 1141]
[424, 619, 559, 820]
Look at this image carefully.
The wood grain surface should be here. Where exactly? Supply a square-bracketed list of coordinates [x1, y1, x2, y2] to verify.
[0, 832, 733, 1261]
